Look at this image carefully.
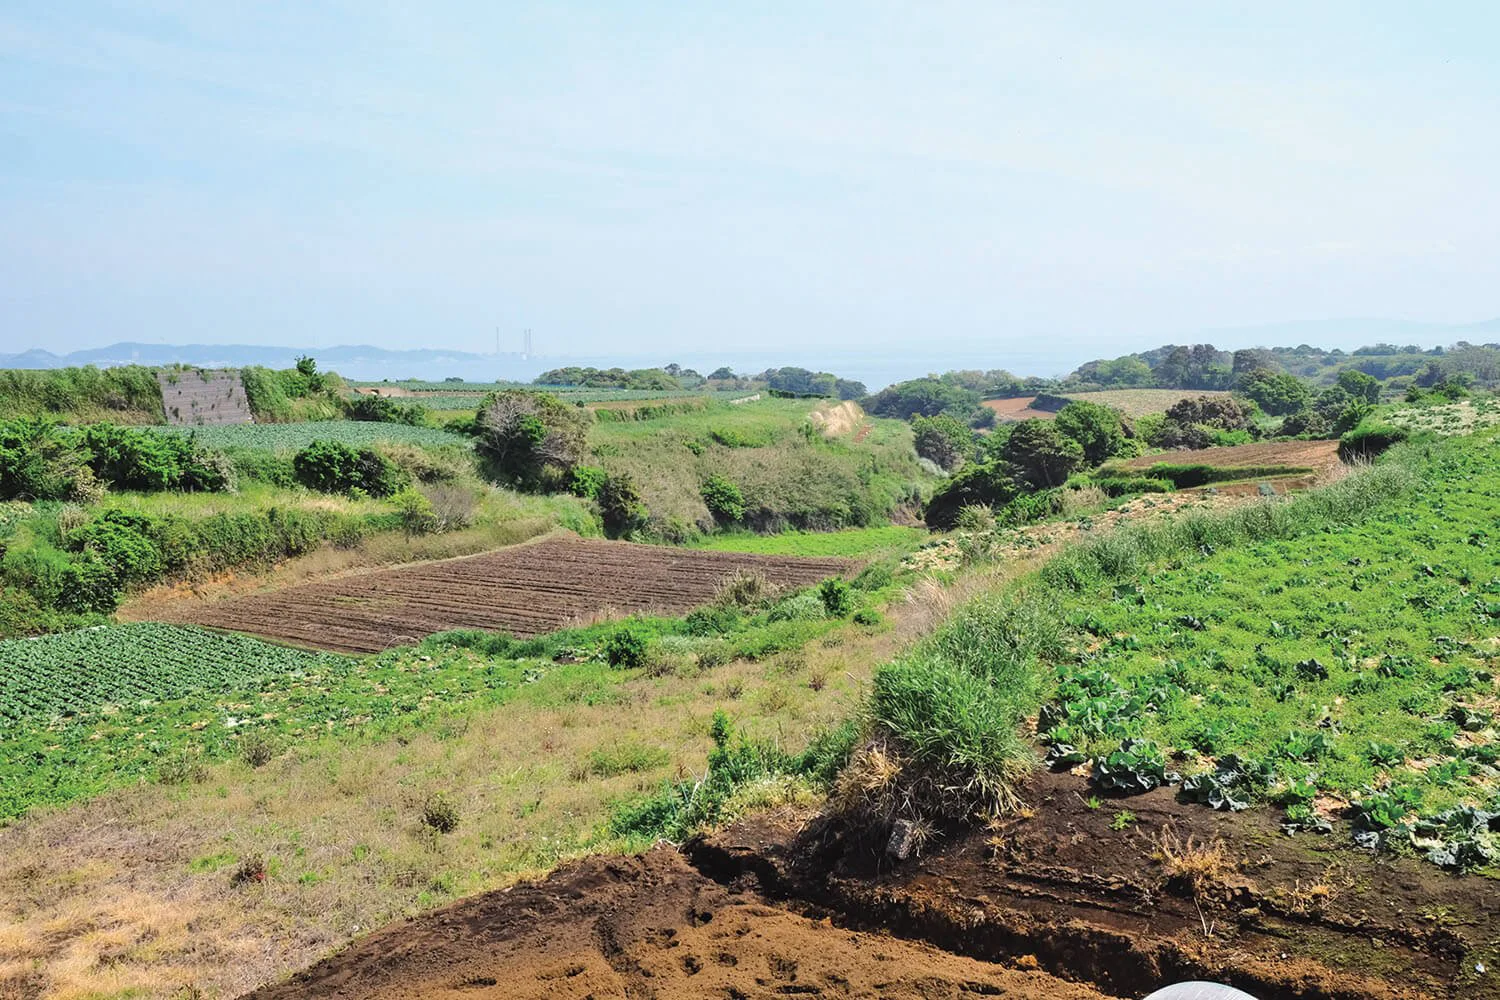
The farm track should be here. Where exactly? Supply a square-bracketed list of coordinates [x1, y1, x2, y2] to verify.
[147, 536, 851, 653]
[256, 771, 1500, 1000]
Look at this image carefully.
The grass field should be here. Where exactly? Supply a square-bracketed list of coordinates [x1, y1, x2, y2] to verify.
[1066, 388, 1232, 417]
[690, 525, 925, 558]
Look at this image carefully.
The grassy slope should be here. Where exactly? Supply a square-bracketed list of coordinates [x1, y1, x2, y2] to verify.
[592, 398, 928, 537]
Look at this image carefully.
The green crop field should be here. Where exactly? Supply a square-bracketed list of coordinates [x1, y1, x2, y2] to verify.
[1037, 430, 1500, 865]
[1385, 395, 1500, 436]
[0, 582, 880, 820]
[0, 623, 336, 726]
[144, 420, 472, 451]
[690, 525, 925, 557]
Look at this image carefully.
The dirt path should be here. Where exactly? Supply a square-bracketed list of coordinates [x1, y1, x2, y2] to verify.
[245, 846, 1108, 1000]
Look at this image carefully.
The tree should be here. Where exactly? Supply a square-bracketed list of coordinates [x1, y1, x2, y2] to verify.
[1002, 420, 1084, 489]
[707, 366, 737, 380]
[911, 414, 974, 471]
[1163, 395, 1254, 431]
[1336, 369, 1381, 405]
[1053, 401, 1127, 466]
[475, 390, 590, 490]
[863, 378, 980, 419]
[1236, 368, 1310, 416]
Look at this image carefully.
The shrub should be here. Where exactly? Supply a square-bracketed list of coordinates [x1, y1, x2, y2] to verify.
[421, 793, 460, 833]
[475, 390, 590, 490]
[344, 394, 427, 425]
[700, 474, 747, 523]
[852, 607, 883, 626]
[240, 364, 343, 422]
[0, 419, 97, 501]
[818, 578, 854, 617]
[239, 731, 278, 768]
[715, 568, 779, 608]
[569, 464, 607, 499]
[953, 504, 997, 532]
[422, 483, 478, 531]
[392, 487, 440, 535]
[1089, 475, 1172, 497]
[605, 626, 649, 668]
[1339, 422, 1410, 462]
[293, 440, 408, 497]
[911, 413, 974, 472]
[768, 591, 827, 623]
[598, 472, 648, 538]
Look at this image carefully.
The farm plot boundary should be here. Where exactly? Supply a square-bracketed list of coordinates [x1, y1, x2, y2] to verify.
[146, 536, 852, 653]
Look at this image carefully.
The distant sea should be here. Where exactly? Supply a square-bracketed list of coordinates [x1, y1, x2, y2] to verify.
[415, 346, 1082, 392]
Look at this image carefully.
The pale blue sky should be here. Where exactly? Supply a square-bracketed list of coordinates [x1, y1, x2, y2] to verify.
[2, 2, 1497, 360]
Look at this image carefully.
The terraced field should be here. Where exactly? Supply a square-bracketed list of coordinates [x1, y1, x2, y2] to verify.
[149, 536, 851, 653]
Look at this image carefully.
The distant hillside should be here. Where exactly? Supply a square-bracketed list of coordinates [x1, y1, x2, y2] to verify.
[0, 343, 537, 383]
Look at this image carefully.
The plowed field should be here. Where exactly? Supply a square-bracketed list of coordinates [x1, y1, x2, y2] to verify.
[146, 536, 850, 654]
[1122, 438, 1340, 472]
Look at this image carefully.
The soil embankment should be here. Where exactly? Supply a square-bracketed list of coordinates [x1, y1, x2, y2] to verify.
[245, 769, 1499, 999]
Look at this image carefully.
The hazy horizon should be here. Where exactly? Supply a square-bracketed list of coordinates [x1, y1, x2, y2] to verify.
[4, 3, 1498, 357]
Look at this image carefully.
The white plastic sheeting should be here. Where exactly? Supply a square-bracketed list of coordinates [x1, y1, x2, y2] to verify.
[1143, 985, 1260, 1000]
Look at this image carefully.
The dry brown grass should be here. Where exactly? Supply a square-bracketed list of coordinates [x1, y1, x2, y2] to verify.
[1150, 827, 1238, 900]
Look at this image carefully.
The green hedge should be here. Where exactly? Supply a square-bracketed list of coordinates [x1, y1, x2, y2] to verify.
[1339, 423, 1410, 462]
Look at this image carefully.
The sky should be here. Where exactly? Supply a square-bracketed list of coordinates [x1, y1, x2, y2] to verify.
[2, 1, 1498, 364]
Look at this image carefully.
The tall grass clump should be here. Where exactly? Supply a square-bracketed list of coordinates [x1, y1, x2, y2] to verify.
[1043, 452, 1417, 591]
[841, 590, 1058, 829]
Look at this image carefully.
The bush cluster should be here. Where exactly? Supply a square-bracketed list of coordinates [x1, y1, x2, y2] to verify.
[292, 440, 408, 497]
[0, 419, 234, 502]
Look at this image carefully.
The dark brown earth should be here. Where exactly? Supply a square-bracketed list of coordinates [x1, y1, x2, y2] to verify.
[246, 846, 1109, 1000]
[242, 771, 1500, 1000]
[145, 536, 850, 654]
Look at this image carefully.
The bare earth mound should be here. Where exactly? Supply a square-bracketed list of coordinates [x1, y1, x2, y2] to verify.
[247, 770, 1498, 999]
[146, 536, 850, 653]
[244, 846, 1108, 1000]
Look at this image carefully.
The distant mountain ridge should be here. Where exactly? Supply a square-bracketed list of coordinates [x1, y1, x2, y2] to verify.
[0, 342, 539, 383]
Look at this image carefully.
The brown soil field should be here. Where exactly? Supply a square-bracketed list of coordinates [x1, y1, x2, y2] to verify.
[144, 536, 850, 654]
[984, 390, 1235, 422]
[982, 396, 1059, 421]
[258, 771, 1500, 999]
[1123, 439, 1341, 473]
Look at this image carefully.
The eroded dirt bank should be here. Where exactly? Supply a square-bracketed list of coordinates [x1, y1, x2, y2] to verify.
[248, 771, 1500, 1000]
[245, 845, 1108, 1000]
[691, 772, 1499, 1000]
